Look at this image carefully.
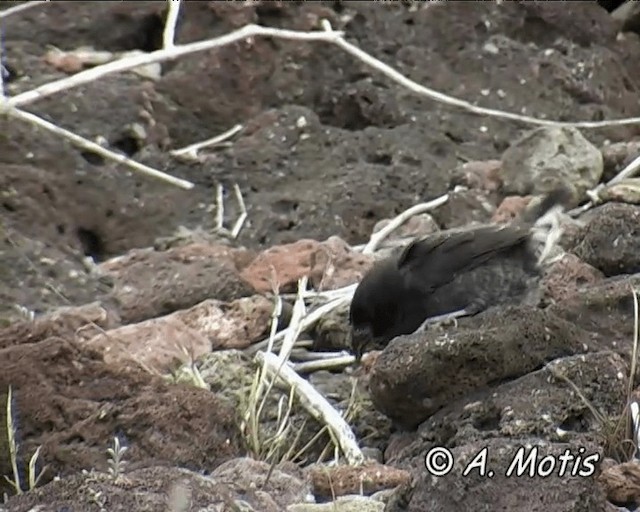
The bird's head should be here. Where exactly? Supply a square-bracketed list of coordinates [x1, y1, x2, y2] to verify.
[348, 259, 403, 360]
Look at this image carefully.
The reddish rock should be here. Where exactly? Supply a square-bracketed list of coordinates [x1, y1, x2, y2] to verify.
[0, 337, 243, 498]
[240, 237, 373, 294]
[101, 243, 256, 324]
[492, 195, 533, 223]
[540, 252, 605, 304]
[450, 159, 503, 192]
[598, 459, 640, 507]
[85, 295, 274, 372]
[0, 301, 120, 350]
[307, 460, 411, 499]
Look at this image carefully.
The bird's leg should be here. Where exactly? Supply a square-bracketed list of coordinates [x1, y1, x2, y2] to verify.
[414, 308, 470, 333]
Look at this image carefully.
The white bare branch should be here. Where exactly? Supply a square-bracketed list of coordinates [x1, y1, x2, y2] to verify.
[214, 182, 248, 239]
[6, 25, 345, 109]
[215, 183, 225, 231]
[170, 124, 243, 163]
[247, 293, 353, 355]
[362, 193, 449, 254]
[163, 0, 182, 50]
[569, 151, 640, 215]
[0, 1, 49, 19]
[277, 276, 309, 364]
[321, 19, 640, 129]
[2, 18, 638, 130]
[230, 183, 248, 239]
[255, 350, 364, 466]
[291, 355, 356, 374]
[3, 106, 194, 190]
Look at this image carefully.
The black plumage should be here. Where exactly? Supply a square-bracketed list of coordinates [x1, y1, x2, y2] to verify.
[348, 188, 572, 359]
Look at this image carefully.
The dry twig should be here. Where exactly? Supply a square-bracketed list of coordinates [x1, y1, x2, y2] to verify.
[170, 124, 243, 162]
[3, 107, 194, 189]
[163, 0, 182, 50]
[0, 1, 49, 20]
[570, 153, 640, 216]
[5, 18, 640, 131]
[320, 19, 640, 129]
[6, 25, 345, 109]
[291, 355, 356, 374]
[255, 350, 364, 466]
[214, 183, 248, 239]
[362, 193, 449, 254]
[247, 294, 353, 355]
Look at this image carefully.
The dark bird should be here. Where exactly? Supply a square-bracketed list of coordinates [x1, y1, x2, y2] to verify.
[348, 187, 573, 359]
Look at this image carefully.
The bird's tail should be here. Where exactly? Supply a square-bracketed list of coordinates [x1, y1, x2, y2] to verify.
[519, 186, 575, 267]
[518, 185, 574, 224]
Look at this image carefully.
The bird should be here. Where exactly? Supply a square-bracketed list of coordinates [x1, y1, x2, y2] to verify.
[348, 187, 573, 359]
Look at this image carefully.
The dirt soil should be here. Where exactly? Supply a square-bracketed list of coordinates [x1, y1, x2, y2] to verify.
[3, 1, 640, 511]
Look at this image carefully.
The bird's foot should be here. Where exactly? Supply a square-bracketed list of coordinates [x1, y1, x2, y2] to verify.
[415, 309, 469, 333]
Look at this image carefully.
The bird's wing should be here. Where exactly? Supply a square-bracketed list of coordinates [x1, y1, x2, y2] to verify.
[396, 224, 531, 291]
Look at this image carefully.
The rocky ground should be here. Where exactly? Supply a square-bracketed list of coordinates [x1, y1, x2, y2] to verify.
[3, 1, 640, 511]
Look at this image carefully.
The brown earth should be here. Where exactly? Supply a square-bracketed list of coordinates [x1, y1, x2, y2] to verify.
[3, 1, 640, 511]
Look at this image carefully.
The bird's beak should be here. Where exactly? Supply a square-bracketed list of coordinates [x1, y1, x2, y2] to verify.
[349, 326, 373, 361]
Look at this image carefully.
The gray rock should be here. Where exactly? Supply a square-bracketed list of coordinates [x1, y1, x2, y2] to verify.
[287, 495, 384, 512]
[212, 457, 311, 510]
[500, 126, 603, 201]
[569, 203, 640, 277]
[386, 351, 627, 465]
[612, 0, 640, 34]
[600, 141, 640, 182]
[598, 177, 640, 205]
[548, 273, 640, 352]
[386, 438, 608, 512]
[368, 305, 589, 429]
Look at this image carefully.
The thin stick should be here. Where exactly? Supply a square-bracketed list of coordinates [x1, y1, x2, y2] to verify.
[280, 283, 358, 302]
[607, 153, 640, 186]
[246, 294, 352, 355]
[255, 351, 364, 466]
[362, 193, 449, 254]
[163, 0, 182, 50]
[3, 18, 640, 130]
[0, 46, 4, 103]
[3, 106, 194, 189]
[290, 349, 352, 362]
[230, 183, 248, 239]
[321, 19, 640, 129]
[291, 355, 356, 374]
[170, 124, 243, 161]
[629, 288, 639, 401]
[569, 152, 640, 216]
[215, 183, 225, 230]
[277, 276, 308, 364]
[0, 1, 49, 19]
[7, 25, 345, 109]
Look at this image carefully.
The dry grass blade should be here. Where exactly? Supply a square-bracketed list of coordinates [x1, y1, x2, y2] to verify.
[247, 293, 352, 355]
[4, 386, 21, 494]
[626, 287, 640, 453]
[255, 351, 364, 466]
